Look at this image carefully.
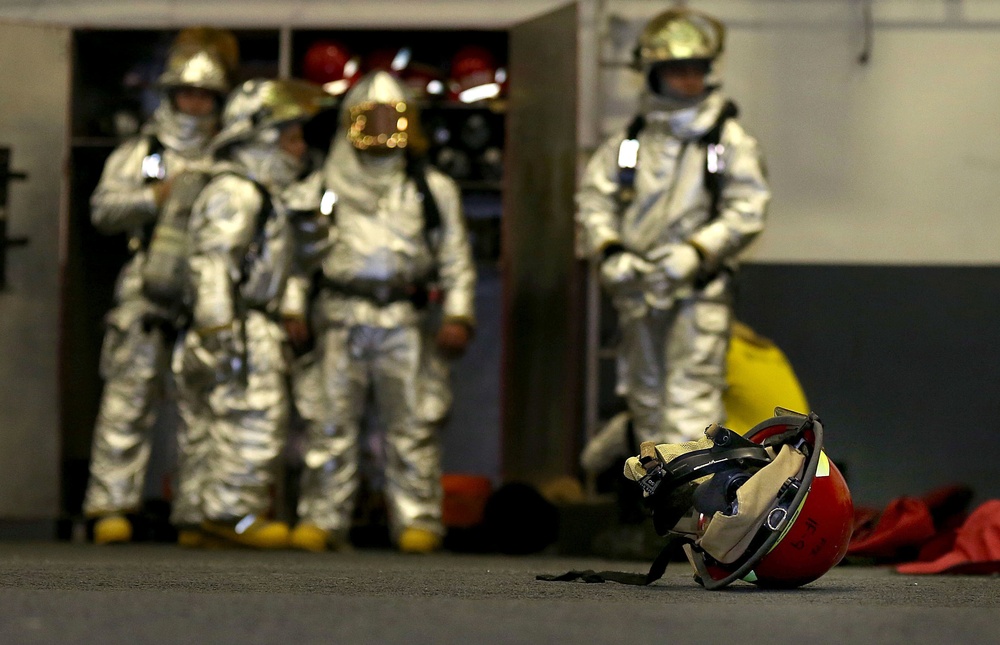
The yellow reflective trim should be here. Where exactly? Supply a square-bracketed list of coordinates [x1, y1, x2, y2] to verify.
[817, 451, 830, 478]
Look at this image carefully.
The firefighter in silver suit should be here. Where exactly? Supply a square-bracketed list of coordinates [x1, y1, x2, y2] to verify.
[576, 8, 770, 449]
[83, 29, 237, 545]
[172, 78, 326, 549]
[284, 71, 476, 553]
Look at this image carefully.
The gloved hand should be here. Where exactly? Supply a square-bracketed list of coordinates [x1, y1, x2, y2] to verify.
[282, 315, 312, 354]
[655, 243, 701, 283]
[599, 250, 654, 294]
[436, 321, 472, 359]
[643, 244, 702, 307]
[187, 324, 244, 383]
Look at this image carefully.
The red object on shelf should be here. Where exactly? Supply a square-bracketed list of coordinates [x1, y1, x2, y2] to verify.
[449, 46, 502, 103]
[364, 48, 404, 74]
[303, 40, 361, 96]
[303, 40, 352, 84]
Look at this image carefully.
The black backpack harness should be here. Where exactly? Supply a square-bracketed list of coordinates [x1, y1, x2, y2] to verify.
[616, 100, 739, 215]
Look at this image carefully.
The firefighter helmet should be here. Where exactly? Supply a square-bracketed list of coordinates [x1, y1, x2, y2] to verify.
[213, 78, 329, 152]
[302, 40, 360, 96]
[628, 410, 854, 590]
[633, 7, 726, 70]
[158, 27, 240, 94]
[450, 46, 502, 103]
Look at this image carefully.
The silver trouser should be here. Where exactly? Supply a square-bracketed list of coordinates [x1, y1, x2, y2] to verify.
[83, 315, 170, 516]
[169, 329, 212, 527]
[417, 308, 453, 426]
[297, 324, 443, 539]
[175, 310, 289, 522]
[617, 296, 732, 445]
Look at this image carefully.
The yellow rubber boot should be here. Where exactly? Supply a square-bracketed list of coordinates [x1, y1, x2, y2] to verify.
[177, 527, 234, 550]
[397, 527, 442, 554]
[289, 523, 333, 552]
[93, 515, 132, 545]
[201, 517, 290, 549]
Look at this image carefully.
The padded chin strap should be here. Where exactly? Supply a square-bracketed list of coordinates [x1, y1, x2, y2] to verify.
[536, 538, 689, 586]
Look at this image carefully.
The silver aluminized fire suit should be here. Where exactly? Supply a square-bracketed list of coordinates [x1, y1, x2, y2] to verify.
[288, 76, 476, 542]
[172, 149, 297, 526]
[83, 100, 216, 518]
[576, 89, 769, 445]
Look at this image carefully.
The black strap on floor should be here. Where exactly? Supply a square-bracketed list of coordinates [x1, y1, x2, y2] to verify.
[536, 539, 684, 586]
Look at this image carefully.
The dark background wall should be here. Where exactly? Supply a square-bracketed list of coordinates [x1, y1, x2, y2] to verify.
[735, 263, 1000, 507]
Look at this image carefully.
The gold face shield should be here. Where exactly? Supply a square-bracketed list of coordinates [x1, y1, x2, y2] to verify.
[347, 100, 410, 151]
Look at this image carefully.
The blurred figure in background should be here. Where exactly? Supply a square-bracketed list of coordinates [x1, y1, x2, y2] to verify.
[83, 28, 237, 545]
[172, 78, 325, 548]
[576, 8, 770, 453]
[284, 70, 476, 553]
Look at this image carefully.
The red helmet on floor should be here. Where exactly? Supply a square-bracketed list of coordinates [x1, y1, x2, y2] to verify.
[637, 410, 853, 589]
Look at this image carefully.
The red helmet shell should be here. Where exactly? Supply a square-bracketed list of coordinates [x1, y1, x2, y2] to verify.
[303, 41, 352, 84]
[695, 415, 854, 589]
[750, 455, 853, 587]
[451, 46, 496, 81]
[449, 46, 499, 100]
[365, 48, 405, 74]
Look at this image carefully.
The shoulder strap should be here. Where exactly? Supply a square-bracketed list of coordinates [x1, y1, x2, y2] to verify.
[699, 100, 739, 222]
[407, 156, 442, 239]
[138, 135, 168, 247]
[243, 175, 274, 257]
[625, 114, 647, 142]
[141, 135, 166, 183]
[615, 102, 739, 210]
[616, 115, 646, 202]
[406, 156, 445, 291]
[214, 170, 274, 285]
[698, 100, 739, 148]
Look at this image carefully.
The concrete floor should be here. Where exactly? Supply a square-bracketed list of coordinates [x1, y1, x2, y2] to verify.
[0, 542, 997, 644]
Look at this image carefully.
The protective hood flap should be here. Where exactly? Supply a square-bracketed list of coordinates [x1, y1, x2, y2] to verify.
[697, 444, 805, 564]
